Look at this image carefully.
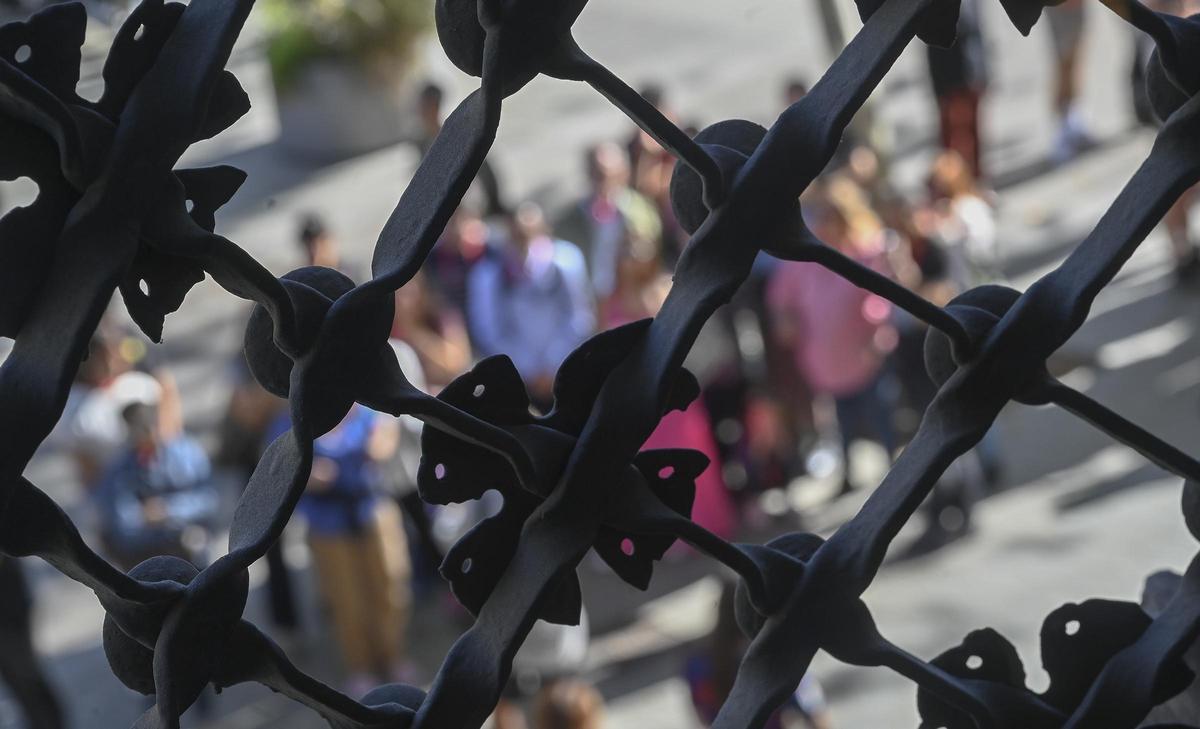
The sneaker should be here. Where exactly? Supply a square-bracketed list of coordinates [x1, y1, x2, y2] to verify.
[1050, 109, 1095, 164]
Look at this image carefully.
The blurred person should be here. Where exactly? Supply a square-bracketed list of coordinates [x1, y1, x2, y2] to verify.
[786, 76, 859, 168]
[688, 300, 762, 516]
[925, 0, 988, 177]
[913, 162, 1010, 484]
[842, 144, 894, 209]
[1136, 0, 1200, 281]
[603, 233, 735, 538]
[94, 397, 218, 571]
[1131, 1, 1161, 127]
[727, 251, 814, 504]
[626, 84, 668, 175]
[875, 195, 948, 295]
[54, 325, 164, 490]
[783, 76, 809, 106]
[492, 611, 591, 729]
[268, 405, 412, 697]
[0, 556, 65, 729]
[469, 203, 595, 411]
[530, 680, 604, 729]
[210, 218, 346, 631]
[416, 82, 444, 158]
[298, 212, 342, 270]
[626, 84, 689, 263]
[392, 271, 472, 388]
[1046, 0, 1094, 161]
[927, 150, 999, 283]
[210, 218, 354, 632]
[767, 177, 899, 496]
[416, 81, 506, 217]
[217, 354, 298, 631]
[703, 155, 824, 504]
[426, 203, 496, 322]
[599, 228, 671, 327]
[739, 389, 803, 498]
[881, 200, 952, 437]
[1163, 166, 1200, 284]
[884, 202, 989, 552]
[556, 141, 662, 300]
[685, 580, 830, 729]
[385, 324, 448, 598]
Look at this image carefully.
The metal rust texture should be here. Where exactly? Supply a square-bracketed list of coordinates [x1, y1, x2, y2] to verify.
[2, 0, 1200, 727]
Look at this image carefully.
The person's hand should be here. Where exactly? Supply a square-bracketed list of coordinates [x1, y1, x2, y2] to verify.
[367, 419, 400, 462]
[911, 205, 940, 239]
[142, 497, 168, 525]
[308, 457, 339, 491]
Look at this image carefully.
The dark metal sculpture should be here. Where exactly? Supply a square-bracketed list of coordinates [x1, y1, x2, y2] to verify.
[2, 0, 1200, 726]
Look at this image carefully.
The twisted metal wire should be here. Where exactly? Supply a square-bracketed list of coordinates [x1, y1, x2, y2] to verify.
[0, 0, 1199, 727]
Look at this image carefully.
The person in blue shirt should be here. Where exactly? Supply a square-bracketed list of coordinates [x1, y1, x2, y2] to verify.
[467, 202, 595, 411]
[94, 400, 217, 571]
[267, 404, 411, 698]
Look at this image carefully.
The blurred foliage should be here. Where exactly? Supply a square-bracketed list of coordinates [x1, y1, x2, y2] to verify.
[262, 0, 432, 89]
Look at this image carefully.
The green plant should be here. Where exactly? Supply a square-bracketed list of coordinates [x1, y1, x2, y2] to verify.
[262, 0, 432, 89]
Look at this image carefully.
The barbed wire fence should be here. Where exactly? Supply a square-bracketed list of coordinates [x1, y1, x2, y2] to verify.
[1, 0, 1200, 726]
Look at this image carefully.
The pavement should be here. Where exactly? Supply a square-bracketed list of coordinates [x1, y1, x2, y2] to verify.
[2, 1, 1199, 728]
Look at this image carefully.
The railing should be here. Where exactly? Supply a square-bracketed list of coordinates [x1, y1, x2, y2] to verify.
[1, 0, 1199, 727]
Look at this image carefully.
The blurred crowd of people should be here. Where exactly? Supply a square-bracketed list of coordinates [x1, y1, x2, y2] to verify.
[9, 1, 1200, 727]
[15, 70, 1005, 724]
[1, 33, 1017, 729]
[410, 72, 1008, 548]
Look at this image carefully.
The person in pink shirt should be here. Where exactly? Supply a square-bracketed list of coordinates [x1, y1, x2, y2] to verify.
[768, 176, 899, 495]
[603, 229, 735, 539]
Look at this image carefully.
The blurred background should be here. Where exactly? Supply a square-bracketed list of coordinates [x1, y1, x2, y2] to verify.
[0, 0, 1198, 727]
